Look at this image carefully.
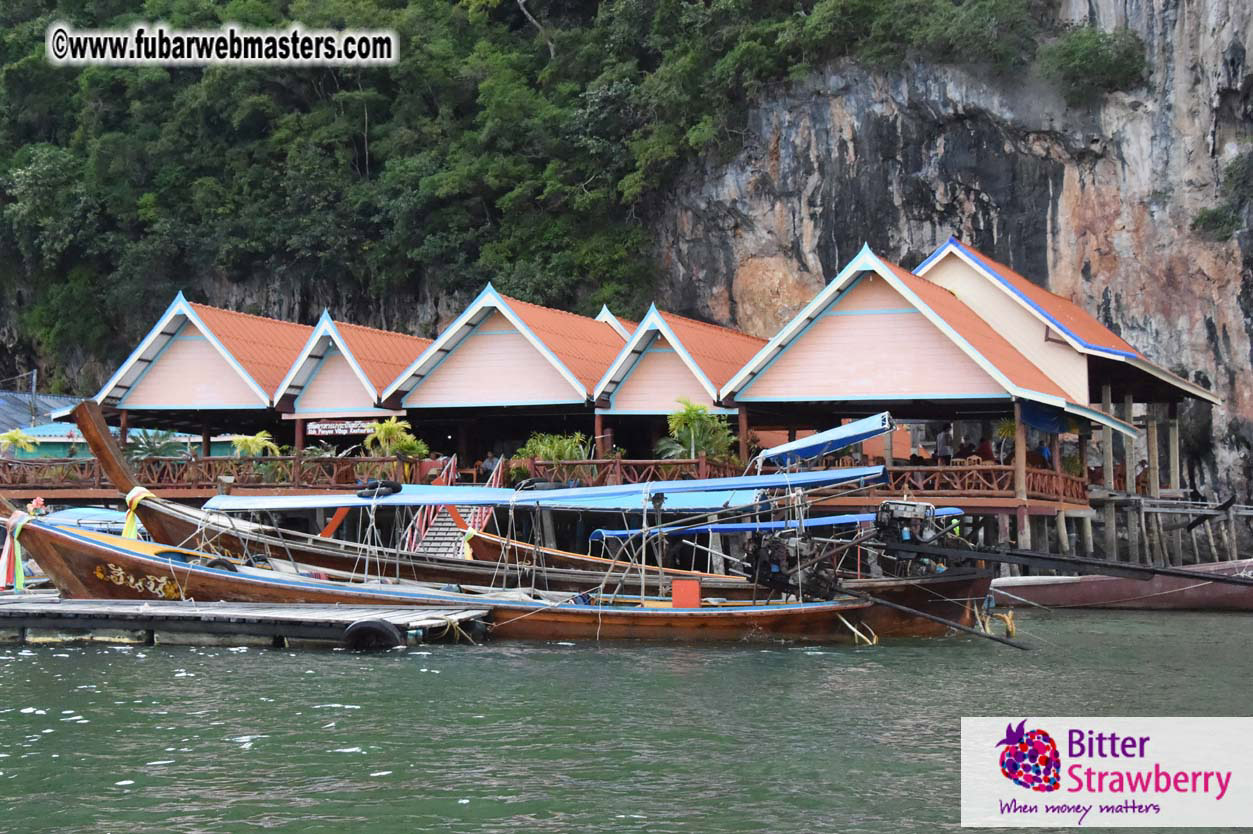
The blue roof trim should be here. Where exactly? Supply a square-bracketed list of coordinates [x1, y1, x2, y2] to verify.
[922, 238, 1138, 360]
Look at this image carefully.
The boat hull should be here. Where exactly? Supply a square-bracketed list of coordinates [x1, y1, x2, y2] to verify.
[991, 559, 1253, 611]
[16, 519, 994, 643]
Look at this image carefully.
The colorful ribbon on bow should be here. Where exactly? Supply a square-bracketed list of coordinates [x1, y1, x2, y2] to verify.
[1, 511, 32, 593]
[122, 486, 154, 540]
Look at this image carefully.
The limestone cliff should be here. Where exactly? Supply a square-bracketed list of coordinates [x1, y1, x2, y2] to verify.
[652, 0, 1253, 499]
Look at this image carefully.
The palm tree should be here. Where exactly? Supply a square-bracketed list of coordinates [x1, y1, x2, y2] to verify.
[230, 430, 280, 457]
[125, 429, 185, 463]
[364, 417, 422, 457]
[655, 399, 734, 460]
[0, 429, 36, 457]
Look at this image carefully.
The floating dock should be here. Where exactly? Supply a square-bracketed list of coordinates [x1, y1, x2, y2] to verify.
[0, 594, 489, 649]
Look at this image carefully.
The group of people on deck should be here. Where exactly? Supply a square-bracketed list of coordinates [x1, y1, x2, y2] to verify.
[931, 424, 997, 466]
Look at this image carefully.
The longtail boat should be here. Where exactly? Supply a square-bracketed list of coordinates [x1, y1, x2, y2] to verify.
[6, 512, 993, 642]
[991, 558, 1253, 611]
[66, 402, 877, 599]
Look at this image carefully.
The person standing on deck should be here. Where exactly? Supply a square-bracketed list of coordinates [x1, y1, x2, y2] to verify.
[935, 424, 954, 465]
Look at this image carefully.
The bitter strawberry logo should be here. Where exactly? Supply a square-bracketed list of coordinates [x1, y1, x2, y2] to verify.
[996, 719, 1061, 792]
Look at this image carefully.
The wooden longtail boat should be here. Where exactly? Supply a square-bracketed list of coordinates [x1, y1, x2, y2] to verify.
[69, 402, 763, 598]
[991, 558, 1253, 611]
[7, 514, 995, 642]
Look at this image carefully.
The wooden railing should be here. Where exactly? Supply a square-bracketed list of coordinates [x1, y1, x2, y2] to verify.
[527, 455, 739, 486]
[0, 455, 1092, 504]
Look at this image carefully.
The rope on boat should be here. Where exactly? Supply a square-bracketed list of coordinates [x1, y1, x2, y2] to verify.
[836, 613, 877, 646]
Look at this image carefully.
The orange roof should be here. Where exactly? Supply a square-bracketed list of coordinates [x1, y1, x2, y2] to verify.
[335, 320, 431, 395]
[657, 311, 766, 389]
[879, 261, 1072, 400]
[501, 294, 629, 392]
[946, 242, 1141, 358]
[188, 302, 313, 396]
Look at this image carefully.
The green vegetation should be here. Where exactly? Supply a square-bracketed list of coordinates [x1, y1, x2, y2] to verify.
[0, 428, 37, 455]
[363, 417, 427, 457]
[0, 3, 1148, 390]
[230, 429, 281, 457]
[655, 398, 735, 461]
[515, 431, 589, 461]
[1192, 151, 1253, 241]
[124, 429, 184, 463]
[1037, 25, 1146, 105]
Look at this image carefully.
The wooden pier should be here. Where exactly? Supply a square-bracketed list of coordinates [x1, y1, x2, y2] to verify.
[0, 595, 489, 649]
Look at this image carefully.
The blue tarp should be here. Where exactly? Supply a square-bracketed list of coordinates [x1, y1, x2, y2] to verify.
[42, 507, 132, 531]
[758, 413, 894, 465]
[589, 507, 963, 539]
[202, 466, 886, 514]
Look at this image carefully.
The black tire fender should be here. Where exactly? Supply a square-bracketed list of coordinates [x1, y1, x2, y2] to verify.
[204, 558, 238, 572]
[342, 619, 406, 650]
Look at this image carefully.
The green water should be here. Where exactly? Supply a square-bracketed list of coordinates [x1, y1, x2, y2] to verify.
[0, 610, 1248, 833]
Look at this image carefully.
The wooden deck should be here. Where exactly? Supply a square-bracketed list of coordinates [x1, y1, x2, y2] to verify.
[0, 596, 488, 647]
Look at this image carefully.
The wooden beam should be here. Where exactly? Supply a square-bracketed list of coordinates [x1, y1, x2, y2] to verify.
[118, 409, 129, 448]
[737, 408, 749, 462]
[1013, 400, 1027, 501]
[1146, 414, 1161, 499]
[1123, 393, 1136, 495]
[1101, 383, 1117, 560]
[594, 412, 605, 457]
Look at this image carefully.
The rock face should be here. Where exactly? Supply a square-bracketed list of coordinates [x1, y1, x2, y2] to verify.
[652, 0, 1253, 500]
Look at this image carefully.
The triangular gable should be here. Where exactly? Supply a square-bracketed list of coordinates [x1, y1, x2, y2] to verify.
[595, 307, 764, 414]
[915, 238, 1139, 358]
[275, 311, 378, 406]
[95, 293, 273, 409]
[915, 239, 1221, 405]
[382, 285, 590, 406]
[596, 306, 721, 404]
[722, 246, 1136, 437]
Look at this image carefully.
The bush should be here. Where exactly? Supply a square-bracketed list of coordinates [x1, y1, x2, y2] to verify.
[1191, 206, 1243, 242]
[1038, 26, 1147, 105]
[1191, 151, 1253, 241]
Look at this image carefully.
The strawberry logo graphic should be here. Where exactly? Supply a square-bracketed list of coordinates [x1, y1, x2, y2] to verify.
[996, 719, 1061, 792]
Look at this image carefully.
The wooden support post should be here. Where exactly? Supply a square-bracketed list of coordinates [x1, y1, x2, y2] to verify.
[1190, 526, 1202, 566]
[1051, 433, 1062, 474]
[787, 427, 797, 443]
[1101, 385, 1117, 560]
[1055, 511, 1071, 554]
[1168, 405, 1183, 565]
[998, 513, 1015, 576]
[1146, 416, 1161, 499]
[1142, 504, 1161, 566]
[1123, 393, 1136, 494]
[118, 409, 129, 448]
[1227, 512, 1240, 561]
[1016, 505, 1032, 551]
[1013, 400, 1027, 501]
[201, 426, 211, 459]
[1125, 507, 1141, 564]
[293, 418, 305, 487]
[594, 412, 605, 457]
[1080, 515, 1094, 556]
[1168, 404, 1181, 491]
[1205, 520, 1220, 563]
[737, 408, 749, 462]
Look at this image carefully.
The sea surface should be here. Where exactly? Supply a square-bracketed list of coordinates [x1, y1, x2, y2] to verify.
[0, 610, 1247, 833]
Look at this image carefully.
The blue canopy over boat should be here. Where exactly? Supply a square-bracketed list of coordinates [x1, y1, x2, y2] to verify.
[758, 412, 895, 466]
[42, 507, 132, 532]
[202, 466, 886, 513]
[588, 507, 963, 539]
